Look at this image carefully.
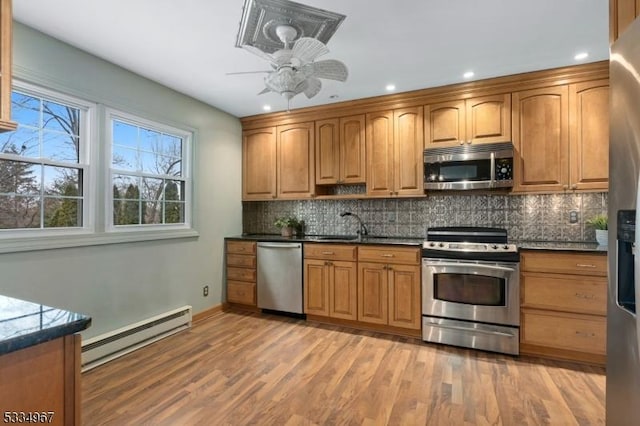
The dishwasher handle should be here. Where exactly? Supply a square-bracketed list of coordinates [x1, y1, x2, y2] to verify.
[257, 242, 302, 249]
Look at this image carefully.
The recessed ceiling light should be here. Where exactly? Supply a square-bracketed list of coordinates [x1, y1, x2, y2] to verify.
[574, 52, 589, 61]
[386, 84, 396, 91]
[463, 71, 475, 79]
[262, 105, 272, 111]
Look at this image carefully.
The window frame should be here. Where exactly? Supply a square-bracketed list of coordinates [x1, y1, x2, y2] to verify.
[105, 108, 193, 233]
[0, 80, 97, 239]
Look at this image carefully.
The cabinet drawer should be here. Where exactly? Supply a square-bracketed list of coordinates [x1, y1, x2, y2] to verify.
[521, 251, 607, 276]
[305, 243, 357, 261]
[227, 240, 256, 255]
[522, 272, 607, 315]
[521, 309, 606, 355]
[227, 266, 256, 282]
[227, 254, 256, 268]
[358, 246, 420, 265]
[227, 281, 256, 305]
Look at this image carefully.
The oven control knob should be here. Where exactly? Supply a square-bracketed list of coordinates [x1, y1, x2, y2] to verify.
[438, 243, 445, 248]
[429, 242, 436, 247]
[503, 245, 510, 250]
[492, 244, 498, 250]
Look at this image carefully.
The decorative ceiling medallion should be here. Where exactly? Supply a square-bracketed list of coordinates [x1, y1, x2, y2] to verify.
[236, 0, 346, 53]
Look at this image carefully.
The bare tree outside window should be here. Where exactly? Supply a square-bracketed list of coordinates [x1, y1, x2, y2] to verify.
[0, 91, 83, 230]
[111, 118, 186, 226]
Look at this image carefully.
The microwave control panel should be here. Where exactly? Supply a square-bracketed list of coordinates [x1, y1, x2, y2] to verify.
[495, 158, 513, 181]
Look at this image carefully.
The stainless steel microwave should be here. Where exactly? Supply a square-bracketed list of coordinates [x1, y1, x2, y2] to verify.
[423, 141, 514, 190]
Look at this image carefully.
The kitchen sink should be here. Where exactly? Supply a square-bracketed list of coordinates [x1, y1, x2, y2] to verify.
[312, 235, 359, 241]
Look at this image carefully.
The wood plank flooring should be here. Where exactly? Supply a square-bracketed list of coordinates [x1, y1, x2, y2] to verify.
[82, 310, 605, 425]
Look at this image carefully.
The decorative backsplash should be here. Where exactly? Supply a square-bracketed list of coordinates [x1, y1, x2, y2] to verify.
[242, 192, 608, 242]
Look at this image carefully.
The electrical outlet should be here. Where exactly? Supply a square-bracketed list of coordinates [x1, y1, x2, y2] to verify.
[569, 211, 579, 224]
[387, 212, 396, 223]
[203, 285, 209, 297]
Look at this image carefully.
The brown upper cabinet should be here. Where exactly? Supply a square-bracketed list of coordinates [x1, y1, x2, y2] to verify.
[242, 122, 315, 200]
[424, 94, 511, 148]
[513, 81, 609, 193]
[610, 0, 640, 43]
[366, 107, 424, 197]
[315, 114, 366, 185]
[0, 0, 16, 132]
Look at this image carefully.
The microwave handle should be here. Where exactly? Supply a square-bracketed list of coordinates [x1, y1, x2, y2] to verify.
[490, 152, 496, 187]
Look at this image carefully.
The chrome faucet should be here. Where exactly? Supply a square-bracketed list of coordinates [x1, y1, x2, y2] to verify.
[340, 211, 368, 239]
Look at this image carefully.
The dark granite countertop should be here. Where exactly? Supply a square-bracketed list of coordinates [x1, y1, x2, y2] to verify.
[227, 234, 423, 246]
[0, 294, 91, 355]
[228, 234, 607, 253]
[513, 240, 607, 253]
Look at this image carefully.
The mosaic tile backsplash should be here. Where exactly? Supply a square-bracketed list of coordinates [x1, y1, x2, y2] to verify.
[243, 192, 608, 242]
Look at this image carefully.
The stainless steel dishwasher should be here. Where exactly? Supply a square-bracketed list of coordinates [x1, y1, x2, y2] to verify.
[256, 242, 303, 314]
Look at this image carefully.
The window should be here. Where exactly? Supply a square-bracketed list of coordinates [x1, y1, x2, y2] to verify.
[0, 86, 91, 232]
[108, 111, 191, 229]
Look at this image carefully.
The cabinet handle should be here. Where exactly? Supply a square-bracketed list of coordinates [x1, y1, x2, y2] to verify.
[467, 140, 472, 145]
[574, 292, 595, 299]
[381, 254, 395, 258]
[563, 185, 569, 190]
[571, 184, 577, 190]
[575, 331, 596, 338]
[272, 195, 277, 199]
[321, 251, 335, 255]
[237, 247, 245, 251]
[459, 140, 464, 145]
[576, 263, 597, 269]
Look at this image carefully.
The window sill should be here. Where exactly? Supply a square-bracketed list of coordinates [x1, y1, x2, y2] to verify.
[0, 228, 199, 254]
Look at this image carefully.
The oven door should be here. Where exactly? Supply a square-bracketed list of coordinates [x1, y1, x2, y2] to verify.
[422, 258, 520, 326]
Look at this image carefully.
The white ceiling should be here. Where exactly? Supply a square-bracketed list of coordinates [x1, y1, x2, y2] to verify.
[13, 0, 609, 118]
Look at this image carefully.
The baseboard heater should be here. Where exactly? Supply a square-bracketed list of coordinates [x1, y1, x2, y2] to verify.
[81, 305, 192, 372]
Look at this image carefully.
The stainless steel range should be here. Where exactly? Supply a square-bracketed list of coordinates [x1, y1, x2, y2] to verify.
[422, 227, 520, 355]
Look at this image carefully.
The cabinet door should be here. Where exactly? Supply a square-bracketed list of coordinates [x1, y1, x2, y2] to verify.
[315, 118, 340, 184]
[304, 259, 329, 316]
[0, 0, 15, 132]
[366, 111, 394, 197]
[358, 262, 388, 324]
[242, 127, 277, 200]
[569, 80, 609, 191]
[466, 94, 511, 145]
[387, 264, 421, 330]
[424, 100, 465, 147]
[340, 114, 366, 183]
[610, 0, 640, 43]
[513, 86, 569, 192]
[329, 260, 358, 320]
[393, 107, 424, 196]
[277, 122, 315, 198]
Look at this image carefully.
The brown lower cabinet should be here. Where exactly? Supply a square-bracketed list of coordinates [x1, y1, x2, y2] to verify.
[226, 240, 257, 306]
[520, 250, 607, 365]
[0, 335, 81, 425]
[304, 244, 358, 320]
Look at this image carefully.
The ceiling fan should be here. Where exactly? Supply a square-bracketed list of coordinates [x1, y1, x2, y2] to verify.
[230, 24, 348, 110]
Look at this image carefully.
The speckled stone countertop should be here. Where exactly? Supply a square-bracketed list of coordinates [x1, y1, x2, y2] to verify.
[0, 294, 91, 355]
[513, 240, 607, 253]
[227, 234, 607, 253]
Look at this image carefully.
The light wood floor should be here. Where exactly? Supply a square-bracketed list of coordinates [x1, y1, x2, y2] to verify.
[82, 310, 605, 425]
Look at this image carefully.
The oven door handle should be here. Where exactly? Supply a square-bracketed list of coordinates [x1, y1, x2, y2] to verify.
[426, 262, 517, 273]
[427, 322, 516, 337]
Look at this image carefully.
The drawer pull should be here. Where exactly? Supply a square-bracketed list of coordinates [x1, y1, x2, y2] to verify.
[321, 251, 335, 255]
[574, 292, 595, 299]
[381, 254, 395, 258]
[575, 331, 596, 338]
[576, 263, 596, 268]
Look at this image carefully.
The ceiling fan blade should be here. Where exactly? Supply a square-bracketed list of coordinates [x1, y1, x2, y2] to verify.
[307, 60, 349, 82]
[257, 87, 271, 95]
[241, 45, 275, 63]
[226, 70, 272, 75]
[291, 37, 329, 63]
[303, 77, 322, 99]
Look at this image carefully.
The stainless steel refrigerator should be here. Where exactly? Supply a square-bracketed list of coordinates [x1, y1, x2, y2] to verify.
[608, 17, 640, 425]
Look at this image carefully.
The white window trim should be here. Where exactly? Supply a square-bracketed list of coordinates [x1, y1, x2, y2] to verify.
[105, 108, 193, 233]
[0, 82, 199, 254]
[0, 80, 97, 240]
